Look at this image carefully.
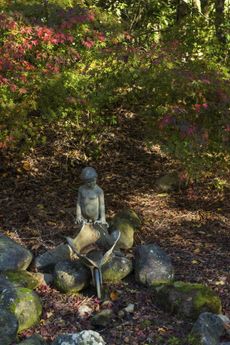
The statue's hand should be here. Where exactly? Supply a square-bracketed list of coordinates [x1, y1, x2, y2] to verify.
[75, 217, 83, 225]
[95, 219, 109, 227]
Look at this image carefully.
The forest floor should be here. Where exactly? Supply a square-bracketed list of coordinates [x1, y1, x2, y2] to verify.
[0, 112, 230, 345]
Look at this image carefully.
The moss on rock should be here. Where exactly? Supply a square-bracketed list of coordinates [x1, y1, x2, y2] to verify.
[154, 281, 222, 320]
[54, 260, 91, 293]
[111, 209, 141, 249]
[102, 255, 133, 282]
[112, 209, 141, 230]
[0, 286, 42, 332]
[3, 271, 42, 289]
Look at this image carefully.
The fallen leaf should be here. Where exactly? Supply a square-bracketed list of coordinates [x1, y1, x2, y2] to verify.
[22, 160, 32, 171]
[110, 290, 119, 301]
[192, 260, 199, 264]
[193, 248, 200, 254]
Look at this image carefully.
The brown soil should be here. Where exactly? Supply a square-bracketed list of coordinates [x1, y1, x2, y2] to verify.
[1, 113, 229, 344]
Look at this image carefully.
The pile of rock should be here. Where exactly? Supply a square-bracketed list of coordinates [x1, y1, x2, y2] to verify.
[0, 234, 42, 345]
[1, 208, 229, 345]
[35, 209, 140, 293]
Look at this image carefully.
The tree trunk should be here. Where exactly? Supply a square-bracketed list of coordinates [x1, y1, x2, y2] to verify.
[43, 0, 49, 23]
[215, 0, 226, 44]
[201, 0, 211, 15]
[176, 0, 190, 22]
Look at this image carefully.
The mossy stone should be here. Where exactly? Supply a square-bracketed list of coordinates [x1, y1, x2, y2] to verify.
[155, 281, 222, 320]
[111, 209, 140, 249]
[3, 271, 42, 289]
[112, 209, 141, 229]
[54, 260, 91, 293]
[102, 255, 133, 282]
[0, 286, 42, 331]
[112, 220, 134, 249]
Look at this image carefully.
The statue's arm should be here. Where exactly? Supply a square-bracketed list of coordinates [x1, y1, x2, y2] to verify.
[75, 190, 82, 223]
[98, 190, 108, 225]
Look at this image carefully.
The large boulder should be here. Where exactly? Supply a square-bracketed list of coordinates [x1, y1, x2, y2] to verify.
[135, 244, 174, 286]
[35, 243, 76, 270]
[0, 286, 42, 331]
[155, 281, 222, 320]
[102, 255, 133, 282]
[51, 330, 105, 345]
[54, 260, 91, 293]
[18, 334, 47, 345]
[0, 309, 18, 345]
[0, 234, 33, 271]
[110, 209, 141, 249]
[189, 312, 229, 345]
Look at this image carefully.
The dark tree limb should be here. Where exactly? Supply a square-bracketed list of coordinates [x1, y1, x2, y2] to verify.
[215, 0, 226, 44]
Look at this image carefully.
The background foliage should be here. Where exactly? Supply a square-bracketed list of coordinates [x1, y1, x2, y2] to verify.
[0, 0, 229, 177]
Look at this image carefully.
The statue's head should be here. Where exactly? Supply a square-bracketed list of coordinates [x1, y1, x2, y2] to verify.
[80, 167, 98, 187]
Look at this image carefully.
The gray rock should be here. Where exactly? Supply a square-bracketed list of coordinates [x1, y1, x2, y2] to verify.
[0, 234, 32, 271]
[124, 303, 135, 313]
[54, 260, 91, 293]
[0, 286, 42, 331]
[0, 309, 18, 345]
[156, 282, 222, 320]
[18, 334, 47, 345]
[51, 330, 105, 345]
[35, 243, 76, 270]
[91, 309, 113, 327]
[110, 209, 141, 249]
[189, 312, 228, 345]
[135, 244, 174, 286]
[156, 172, 187, 192]
[36, 272, 54, 285]
[102, 255, 133, 282]
[0, 275, 19, 292]
[220, 343, 230, 345]
[76, 330, 106, 345]
[78, 304, 93, 319]
[218, 314, 230, 336]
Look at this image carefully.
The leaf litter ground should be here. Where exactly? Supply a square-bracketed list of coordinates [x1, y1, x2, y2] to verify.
[0, 113, 229, 344]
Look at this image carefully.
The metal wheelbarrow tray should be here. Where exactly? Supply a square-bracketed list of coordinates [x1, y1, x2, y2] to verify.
[66, 223, 120, 299]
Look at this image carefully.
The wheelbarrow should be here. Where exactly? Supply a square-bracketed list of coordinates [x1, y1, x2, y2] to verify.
[66, 222, 120, 299]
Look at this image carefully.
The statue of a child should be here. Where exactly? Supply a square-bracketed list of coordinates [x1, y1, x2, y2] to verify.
[75, 167, 117, 249]
[75, 167, 108, 226]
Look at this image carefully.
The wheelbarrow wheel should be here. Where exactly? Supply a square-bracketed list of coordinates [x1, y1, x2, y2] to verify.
[94, 268, 102, 299]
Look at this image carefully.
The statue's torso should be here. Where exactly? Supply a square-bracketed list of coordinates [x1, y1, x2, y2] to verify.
[79, 186, 101, 221]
